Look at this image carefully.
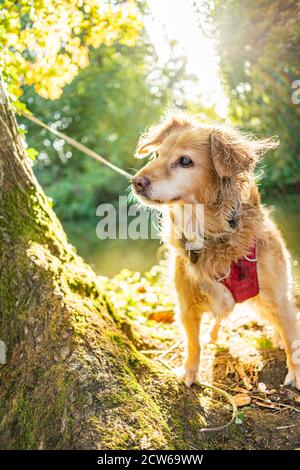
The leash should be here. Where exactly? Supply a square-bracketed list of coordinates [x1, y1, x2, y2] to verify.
[21, 111, 133, 180]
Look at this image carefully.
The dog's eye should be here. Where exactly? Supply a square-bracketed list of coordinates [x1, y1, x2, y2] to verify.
[179, 156, 193, 168]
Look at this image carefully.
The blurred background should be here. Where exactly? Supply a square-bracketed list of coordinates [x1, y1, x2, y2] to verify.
[3, 0, 299, 286]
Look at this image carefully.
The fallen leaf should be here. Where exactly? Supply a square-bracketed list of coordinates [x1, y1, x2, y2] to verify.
[149, 310, 174, 323]
[233, 386, 249, 393]
[233, 393, 252, 407]
[137, 286, 146, 293]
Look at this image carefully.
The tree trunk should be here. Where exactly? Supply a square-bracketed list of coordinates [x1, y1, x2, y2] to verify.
[0, 76, 220, 450]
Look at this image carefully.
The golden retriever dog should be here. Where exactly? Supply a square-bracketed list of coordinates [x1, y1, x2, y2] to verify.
[132, 112, 300, 390]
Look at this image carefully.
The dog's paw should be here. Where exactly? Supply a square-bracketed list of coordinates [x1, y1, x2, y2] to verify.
[180, 366, 200, 387]
[284, 369, 300, 390]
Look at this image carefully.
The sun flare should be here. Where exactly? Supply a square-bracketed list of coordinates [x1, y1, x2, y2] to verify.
[145, 0, 228, 117]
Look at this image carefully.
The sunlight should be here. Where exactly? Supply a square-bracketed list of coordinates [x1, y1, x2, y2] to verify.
[145, 0, 228, 117]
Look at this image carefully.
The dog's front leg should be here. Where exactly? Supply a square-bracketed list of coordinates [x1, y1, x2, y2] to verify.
[175, 257, 206, 387]
[179, 306, 202, 387]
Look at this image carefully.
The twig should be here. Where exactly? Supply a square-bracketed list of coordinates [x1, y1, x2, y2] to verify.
[276, 424, 298, 430]
[140, 349, 164, 355]
[159, 339, 184, 359]
[157, 358, 238, 433]
[254, 397, 300, 413]
[195, 381, 238, 433]
[141, 339, 183, 358]
[157, 358, 173, 370]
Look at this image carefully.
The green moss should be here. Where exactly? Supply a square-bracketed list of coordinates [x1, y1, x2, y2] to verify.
[0, 365, 75, 449]
[90, 373, 172, 450]
[67, 276, 99, 298]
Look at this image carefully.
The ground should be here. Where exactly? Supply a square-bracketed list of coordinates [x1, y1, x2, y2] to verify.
[101, 263, 300, 450]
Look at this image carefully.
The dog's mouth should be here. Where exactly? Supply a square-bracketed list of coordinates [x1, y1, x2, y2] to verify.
[132, 189, 163, 206]
[131, 180, 181, 206]
[133, 189, 181, 206]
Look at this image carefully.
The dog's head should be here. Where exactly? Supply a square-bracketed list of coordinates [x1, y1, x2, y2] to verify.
[132, 112, 278, 206]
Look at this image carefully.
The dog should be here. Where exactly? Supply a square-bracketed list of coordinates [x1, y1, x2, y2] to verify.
[132, 111, 300, 390]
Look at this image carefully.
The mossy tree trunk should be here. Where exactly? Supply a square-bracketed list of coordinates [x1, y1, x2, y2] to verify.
[0, 76, 215, 450]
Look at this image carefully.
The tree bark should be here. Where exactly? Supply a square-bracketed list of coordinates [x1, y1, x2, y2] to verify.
[0, 76, 221, 450]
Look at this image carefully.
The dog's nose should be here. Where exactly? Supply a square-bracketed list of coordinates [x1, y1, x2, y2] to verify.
[132, 175, 150, 194]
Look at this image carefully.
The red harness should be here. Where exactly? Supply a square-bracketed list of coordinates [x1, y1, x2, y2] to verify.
[220, 245, 259, 303]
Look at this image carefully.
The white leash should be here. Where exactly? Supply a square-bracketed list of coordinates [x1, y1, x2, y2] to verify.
[21, 112, 133, 180]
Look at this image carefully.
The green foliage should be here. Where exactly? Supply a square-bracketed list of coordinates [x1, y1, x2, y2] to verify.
[210, 0, 300, 191]
[25, 147, 38, 161]
[99, 262, 174, 325]
[0, 0, 141, 101]
[255, 336, 274, 351]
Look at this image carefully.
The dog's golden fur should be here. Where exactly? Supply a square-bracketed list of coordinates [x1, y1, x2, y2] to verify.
[132, 111, 300, 389]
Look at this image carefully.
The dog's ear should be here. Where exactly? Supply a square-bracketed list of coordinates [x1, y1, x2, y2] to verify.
[210, 128, 279, 177]
[135, 112, 190, 158]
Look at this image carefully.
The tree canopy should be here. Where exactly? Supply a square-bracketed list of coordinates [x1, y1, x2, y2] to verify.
[0, 0, 141, 101]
